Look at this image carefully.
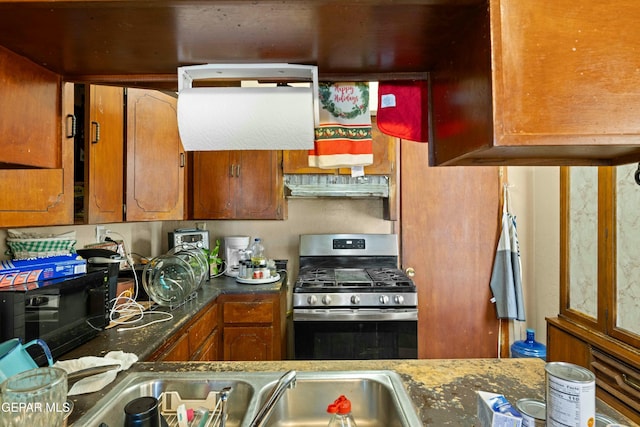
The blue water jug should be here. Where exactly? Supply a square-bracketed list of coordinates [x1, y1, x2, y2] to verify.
[511, 328, 547, 360]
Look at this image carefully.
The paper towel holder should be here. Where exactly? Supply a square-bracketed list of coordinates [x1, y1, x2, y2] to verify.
[176, 63, 320, 151]
[177, 63, 319, 125]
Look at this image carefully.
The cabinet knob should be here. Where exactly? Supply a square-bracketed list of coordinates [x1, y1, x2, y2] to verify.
[405, 267, 415, 278]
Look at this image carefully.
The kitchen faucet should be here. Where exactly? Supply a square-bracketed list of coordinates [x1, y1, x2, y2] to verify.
[248, 370, 297, 427]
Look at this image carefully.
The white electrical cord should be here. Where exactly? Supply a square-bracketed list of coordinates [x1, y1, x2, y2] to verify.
[103, 230, 174, 332]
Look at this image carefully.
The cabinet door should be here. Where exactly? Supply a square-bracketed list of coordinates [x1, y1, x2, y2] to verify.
[159, 332, 190, 362]
[193, 329, 219, 361]
[235, 151, 285, 219]
[192, 151, 235, 219]
[612, 164, 640, 348]
[192, 150, 285, 219]
[0, 49, 74, 227]
[223, 326, 274, 361]
[562, 167, 600, 328]
[126, 88, 185, 221]
[401, 140, 501, 358]
[85, 85, 124, 223]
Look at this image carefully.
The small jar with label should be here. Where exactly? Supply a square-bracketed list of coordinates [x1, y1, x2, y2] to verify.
[245, 262, 254, 280]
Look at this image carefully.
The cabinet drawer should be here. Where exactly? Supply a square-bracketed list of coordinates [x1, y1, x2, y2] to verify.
[223, 301, 274, 324]
[591, 349, 640, 414]
[189, 304, 218, 354]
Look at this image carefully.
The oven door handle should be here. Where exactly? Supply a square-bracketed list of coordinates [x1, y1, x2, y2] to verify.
[293, 308, 418, 322]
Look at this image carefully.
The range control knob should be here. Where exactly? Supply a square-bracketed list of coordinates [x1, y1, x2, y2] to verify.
[322, 295, 332, 305]
[394, 295, 405, 305]
[307, 295, 317, 305]
[379, 295, 390, 305]
[350, 295, 360, 305]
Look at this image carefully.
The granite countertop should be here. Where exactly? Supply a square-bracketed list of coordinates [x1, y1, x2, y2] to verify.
[61, 274, 285, 361]
[61, 274, 637, 426]
[67, 358, 638, 426]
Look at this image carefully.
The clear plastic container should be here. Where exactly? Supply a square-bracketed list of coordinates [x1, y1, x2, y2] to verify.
[511, 328, 547, 360]
[327, 395, 357, 427]
[250, 238, 266, 265]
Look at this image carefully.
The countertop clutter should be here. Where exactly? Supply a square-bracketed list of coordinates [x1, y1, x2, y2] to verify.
[62, 274, 284, 362]
[58, 276, 637, 426]
[66, 359, 637, 426]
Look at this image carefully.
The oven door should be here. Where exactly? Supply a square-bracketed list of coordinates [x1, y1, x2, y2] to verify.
[293, 308, 418, 360]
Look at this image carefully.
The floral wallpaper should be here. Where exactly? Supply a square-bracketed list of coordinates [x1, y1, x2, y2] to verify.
[615, 164, 640, 336]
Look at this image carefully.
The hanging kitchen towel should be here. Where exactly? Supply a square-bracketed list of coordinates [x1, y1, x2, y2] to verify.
[489, 185, 526, 321]
[376, 80, 429, 142]
[308, 82, 373, 169]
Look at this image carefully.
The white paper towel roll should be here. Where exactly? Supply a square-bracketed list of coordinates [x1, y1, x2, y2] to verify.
[177, 86, 315, 150]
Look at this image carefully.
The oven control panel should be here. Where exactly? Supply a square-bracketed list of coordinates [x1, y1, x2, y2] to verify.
[333, 238, 365, 250]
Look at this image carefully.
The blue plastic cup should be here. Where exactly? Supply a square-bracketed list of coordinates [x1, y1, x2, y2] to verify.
[0, 338, 54, 382]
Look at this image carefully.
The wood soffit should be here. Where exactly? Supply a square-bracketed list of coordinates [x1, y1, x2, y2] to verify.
[0, 0, 485, 88]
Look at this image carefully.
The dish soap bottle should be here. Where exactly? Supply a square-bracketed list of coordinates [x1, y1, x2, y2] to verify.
[327, 395, 357, 427]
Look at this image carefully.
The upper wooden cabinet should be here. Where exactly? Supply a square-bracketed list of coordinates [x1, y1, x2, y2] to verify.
[557, 165, 640, 348]
[430, 1, 640, 166]
[74, 86, 185, 223]
[4, 1, 640, 170]
[192, 151, 286, 220]
[0, 46, 74, 227]
[547, 165, 640, 422]
[83, 84, 125, 224]
[125, 88, 185, 221]
[283, 118, 397, 175]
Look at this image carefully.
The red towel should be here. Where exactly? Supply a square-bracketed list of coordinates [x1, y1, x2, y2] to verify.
[376, 80, 429, 142]
[308, 82, 373, 169]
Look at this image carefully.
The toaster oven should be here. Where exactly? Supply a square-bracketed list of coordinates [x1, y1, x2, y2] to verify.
[168, 228, 209, 251]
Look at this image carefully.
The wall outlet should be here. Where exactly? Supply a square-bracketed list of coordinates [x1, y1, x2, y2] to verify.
[95, 225, 107, 243]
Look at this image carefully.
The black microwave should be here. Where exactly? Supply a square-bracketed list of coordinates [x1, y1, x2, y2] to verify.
[0, 270, 109, 364]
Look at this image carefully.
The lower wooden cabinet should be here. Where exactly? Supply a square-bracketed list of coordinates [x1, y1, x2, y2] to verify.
[147, 287, 286, 362]
[160, 332, 190, 362]
[218, 288, 286, 361]
[148, 301, 219, 361]
[547, 317, 640, 424]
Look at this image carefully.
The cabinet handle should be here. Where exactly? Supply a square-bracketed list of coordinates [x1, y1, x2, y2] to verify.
[236, 164, 241, 178]
[229, 165, 235, 177]
[180, 153, 185, 168]
[623, 373, 640, 393]
[65, 114, 76, 138]
[91, 121, 100, 144]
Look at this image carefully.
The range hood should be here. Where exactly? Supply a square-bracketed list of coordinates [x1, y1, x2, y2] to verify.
[285, 174, 389, 198]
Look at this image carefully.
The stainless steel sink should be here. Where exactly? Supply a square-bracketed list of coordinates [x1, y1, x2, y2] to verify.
[75, 371, 259, 427]
[256, 371, 421, 427]
[73, 370, 421, 427]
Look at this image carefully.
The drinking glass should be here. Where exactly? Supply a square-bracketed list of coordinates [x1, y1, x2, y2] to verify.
[0, 367, 68, 427]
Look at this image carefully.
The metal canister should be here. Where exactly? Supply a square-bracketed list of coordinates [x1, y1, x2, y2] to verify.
[516, 398, 546, 427]
[595, 413, 618, 427]
[545, 362, 596, 427]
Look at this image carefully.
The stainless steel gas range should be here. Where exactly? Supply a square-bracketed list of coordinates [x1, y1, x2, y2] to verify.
[293, 234, 418, 360]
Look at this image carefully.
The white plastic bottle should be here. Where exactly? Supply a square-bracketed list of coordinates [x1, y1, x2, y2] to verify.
[327, 396, 357, 427]
[250, 238, 266, 264]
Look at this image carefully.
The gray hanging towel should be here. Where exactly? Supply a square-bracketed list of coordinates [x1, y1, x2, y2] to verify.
[489, 185, 526, 321]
